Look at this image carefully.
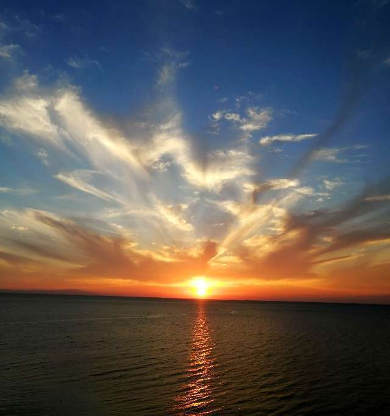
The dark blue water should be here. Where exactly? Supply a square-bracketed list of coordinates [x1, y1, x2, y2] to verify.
[1, 294, 389, 415]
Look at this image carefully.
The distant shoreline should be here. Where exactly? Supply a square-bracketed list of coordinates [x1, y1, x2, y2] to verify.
[1, 290, 389, 307]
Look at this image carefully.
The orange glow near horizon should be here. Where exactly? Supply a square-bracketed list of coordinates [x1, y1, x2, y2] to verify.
[190, 277, 211, 298]
[3, 267, 390, 305]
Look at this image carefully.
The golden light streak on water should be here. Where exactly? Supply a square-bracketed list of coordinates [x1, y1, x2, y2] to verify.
[174, 302, 220, 415]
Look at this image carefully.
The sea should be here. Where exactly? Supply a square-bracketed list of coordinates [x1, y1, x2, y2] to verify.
[1, 294, 390, 415]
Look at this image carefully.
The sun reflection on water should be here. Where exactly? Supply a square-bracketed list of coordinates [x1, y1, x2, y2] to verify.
[174, 302, 220, 415]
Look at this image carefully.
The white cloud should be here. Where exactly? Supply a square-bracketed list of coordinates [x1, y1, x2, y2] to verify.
[312, 147, 347, 163]
[14, 71, 38, 90]
[243, 179, 299, 193]
[0, 22, 8, 32]
[0, 186, 37, 195]
[182, 149, 254, 191]
[365, 195, 390, 202]
[268, 178, 300, 189]
[151, 160, 172, 172]
[66, 54, 102, 70]
[240, 107, 272, 132]
[311, 145, 369, 164]
[259, 133, 316, 146]
[158, 64, 175, 85]
[0, 95, 63, 146]
[137, 111, 254, 191]
[270, 147, 283, 153]
[0, 44, 20, 59]
[0, 85, 150, 181]
[55, 170, 122, 203]
[224, 112, 241, 123]
[351, 144, 369, 150]
[323, 178, 344, 190]
[372, 0, 390, 10]
[66, 57, 84, 69]
[213, 107, 272, 136]
[218, 200, 288, 249]
[53, 90, 145, 172]
[357, 49, 370, 60]
[0, 16, 39, 63]
[36, 148, 49, 166]
[153, 196, 193, 232]
[156, 49, 189, 87]
[0, 73, 257, 196]
[11, 225, 28, 231]
[295, 186, 315, 195]
[52, 14, 66, 22]
[244, 180, 328, 199]
[211, 110, 224, 121]
[13, 16, 40, 38]
[181, 0, 197, 10]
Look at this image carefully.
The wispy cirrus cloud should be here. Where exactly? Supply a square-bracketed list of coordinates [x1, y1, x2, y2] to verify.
[212, 186, 390, 285]
[155, 48, 189, 87]
[0, 60, 256, 209]
[311, 144, 368, 163]
[213, 107, 272, 134]
[152, 197, 193, 232]
[313, 147, 347, 162]
[0, 43, 20, 59]
[180, 0, 198, 10]
[240, 107, 273, 132]
[0, 15, 40, 63]
[259, 133, 317, 146]
[0, 95, 64, 146]
[0, 186, 37, 195]
[66, 54, 102, 70]
[55, 170, 123, 203]
[364, 194, 390, 201]
[0, 208, 216, 284]
[323, 178, 345, 190]
[14, 71, 38, 90]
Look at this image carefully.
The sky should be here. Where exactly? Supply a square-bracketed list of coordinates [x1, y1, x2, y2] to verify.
[0, 0, 390, 303]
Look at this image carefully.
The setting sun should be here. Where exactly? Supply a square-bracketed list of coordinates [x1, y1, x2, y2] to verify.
[191, 277, 210, 298]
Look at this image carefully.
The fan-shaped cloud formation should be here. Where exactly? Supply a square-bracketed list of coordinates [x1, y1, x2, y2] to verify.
[0, 3, 389, 303]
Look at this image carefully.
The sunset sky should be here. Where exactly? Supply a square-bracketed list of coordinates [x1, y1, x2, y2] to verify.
[0, 0, 390, 303]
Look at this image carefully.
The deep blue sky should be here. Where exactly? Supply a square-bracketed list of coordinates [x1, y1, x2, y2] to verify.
[2, 0, 389, 166]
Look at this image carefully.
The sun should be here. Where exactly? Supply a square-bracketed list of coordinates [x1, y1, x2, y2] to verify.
[190, 276, 210, 298]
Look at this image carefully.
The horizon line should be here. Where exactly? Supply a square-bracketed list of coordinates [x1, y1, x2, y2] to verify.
[1, 289, 389, 307]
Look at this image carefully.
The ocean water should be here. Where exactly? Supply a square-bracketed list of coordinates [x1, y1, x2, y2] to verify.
[1, 294, 390, 415]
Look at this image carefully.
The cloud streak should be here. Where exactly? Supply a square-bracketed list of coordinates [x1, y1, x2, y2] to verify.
[260, 133, 317, 146]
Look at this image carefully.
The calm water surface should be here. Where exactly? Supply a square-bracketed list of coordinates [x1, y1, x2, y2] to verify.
[1, 294, 390, 415]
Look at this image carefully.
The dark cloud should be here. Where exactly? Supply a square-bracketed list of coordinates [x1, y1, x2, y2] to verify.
[9, 240, 76, 263]
[0, 250, 39, 265]
[220, 182, 390, 283]
[32, 211, 218, 283]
